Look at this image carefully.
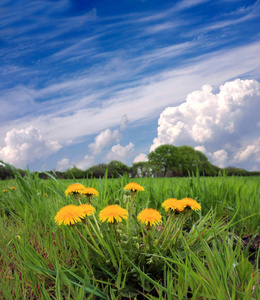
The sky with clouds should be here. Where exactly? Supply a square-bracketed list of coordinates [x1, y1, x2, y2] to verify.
[0, 0, 260, 171]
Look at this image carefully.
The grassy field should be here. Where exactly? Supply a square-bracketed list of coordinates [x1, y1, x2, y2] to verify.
[0, 169, 259, 299]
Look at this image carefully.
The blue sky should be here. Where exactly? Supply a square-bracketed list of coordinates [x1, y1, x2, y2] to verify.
[0, 0, 260, 171]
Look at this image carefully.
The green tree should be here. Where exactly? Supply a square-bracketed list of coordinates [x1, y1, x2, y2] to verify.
[195, 150, 217, 176]
[131, 161, 151, 177]
[64, 166, 85, 179]
[0, 164, 14, 180]
[178, 145, 199, 176]
[86, 164, 108, 178]
[148, 144, 181, 176]
[107, 160, 130, 177]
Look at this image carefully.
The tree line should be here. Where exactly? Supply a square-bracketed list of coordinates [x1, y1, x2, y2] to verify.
[1, 145, 260, 180]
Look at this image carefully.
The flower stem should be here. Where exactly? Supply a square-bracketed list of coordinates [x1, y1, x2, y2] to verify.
[92, 214, 102, 236]
[113, 223, 118, 238]
[84, 221, 104, 255]
[88, 218, 106, 248]
[130, 191, 137, 216]
[169, 215, 186, 243]
[126, 201, 130, 235]
[156, 213, 173, 245]
[75, 227, 106, 259]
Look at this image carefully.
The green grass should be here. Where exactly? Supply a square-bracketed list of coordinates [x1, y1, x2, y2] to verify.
[0, 168, 259, 299]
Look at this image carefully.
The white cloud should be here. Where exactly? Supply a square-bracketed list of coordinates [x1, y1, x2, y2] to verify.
[105, 142, 134, 163]
[1, 0, 260, 173]
[120, 114, 129, 130]
[55, 158, 70, 172]
[233, 138, 260, 164]
[133, 153, 148, 163]
[0, 126, 61, 168]
[195, 146, 229, 167]
[75, 155, 95, 170]
[211, 150, 229, 168]
[1, 41, 260, 148]
[56, 155, 95, 171]
[196, 140, 260, 170]
[194, 145, 207, 153]
[88, 129, 121, 154]
[151, 79, 260, 169]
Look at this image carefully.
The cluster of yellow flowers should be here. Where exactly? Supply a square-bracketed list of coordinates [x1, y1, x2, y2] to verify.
[162, 198, 201, 212]
[65, 183, 99, 197]
[2, 187, 16, 193]
[55, 182, 201, 227]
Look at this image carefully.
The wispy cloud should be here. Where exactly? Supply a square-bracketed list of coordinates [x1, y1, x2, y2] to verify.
[185, 0, 260, 36]
[1, 0, 259, 170]
[173, 0, 211, 11]
[1, 40, 259, 149]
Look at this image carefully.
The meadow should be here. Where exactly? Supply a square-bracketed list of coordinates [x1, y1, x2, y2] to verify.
[0, 168, 259, 299]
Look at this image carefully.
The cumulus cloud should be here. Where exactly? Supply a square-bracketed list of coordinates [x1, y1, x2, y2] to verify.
[211, 150, 229, 168]
[133, 153, 148, 163]
[75, 155, 95, 170]
[194, 145, 207, 154]
[56, 155, 95, 171]
[0, 126, 61, 168]
[105, 142, 134, 163]
[233, 139, 260, 163]
[1, 42, 259, 148]
[151, 79, 260, 169]
[88, 129, 121, 154]
[195, 146, 229, 168]
[55, 158, 70, 172]
[232, 138, 260, 170]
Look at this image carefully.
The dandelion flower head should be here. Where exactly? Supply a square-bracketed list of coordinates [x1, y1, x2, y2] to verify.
[99, 205, 128, 223]
[181, 198, 201, 211]
[79, 187, 99, 197]
[54, 205, 85, 226]
[162, 198, 186, 212]
[3, 189, 7, 193]
[79, 204, 96, 217]
[65, 183, 85, 196]
[137, 208, 162, 226]
[124, 182, 144, 192]
[10, 187, 16, 190]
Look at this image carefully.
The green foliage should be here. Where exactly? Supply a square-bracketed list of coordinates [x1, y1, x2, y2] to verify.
[107, 161, 130, 178]
[147, 144, 222, 177]
[1, 142, 260, 181]
[64, 166, 86, 179]
[148, 144, 181, 176]
[0, 164, 15, 180]
[86, 163, 108, 178]
[131, 161, 151, 177]
[178, 145, 199, 176]
[0, 167, 259, 299]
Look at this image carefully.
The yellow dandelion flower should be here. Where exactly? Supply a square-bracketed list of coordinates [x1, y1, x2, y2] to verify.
[124, 182, 144, 192]
[10, 187, 16, 190]
[137, 208, 162, 226]
[162, 198, 186, 212]
[65, 183, 85, 196]
[44, 193, 47, 197]
[99, 205, 128, 223]
[181, 198, 201, 211]
[79, 187, 99, 197]
[3, 189, 7, 193]
[79, 204, 96, 217]
[54, 205, 85, 226]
